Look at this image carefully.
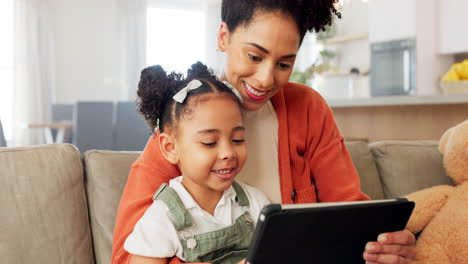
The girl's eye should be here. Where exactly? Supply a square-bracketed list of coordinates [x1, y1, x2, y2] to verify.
[201, 142, 216, 147]
[248, 53, 262, 62]
[278, 62, 292, 70]
[232, 139, 245, 144]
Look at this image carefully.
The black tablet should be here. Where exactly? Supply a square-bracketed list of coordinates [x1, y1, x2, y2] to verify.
[246, 198, 415, 264]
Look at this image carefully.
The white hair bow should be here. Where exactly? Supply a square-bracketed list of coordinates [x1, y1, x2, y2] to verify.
[172, 79, 203, 103]
[222, 81, 243, 103]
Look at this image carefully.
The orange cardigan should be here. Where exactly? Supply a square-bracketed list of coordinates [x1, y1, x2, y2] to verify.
[111, 82, 369, 264]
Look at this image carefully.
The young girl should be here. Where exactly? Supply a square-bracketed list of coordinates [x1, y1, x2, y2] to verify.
[123, 62, 270, 264]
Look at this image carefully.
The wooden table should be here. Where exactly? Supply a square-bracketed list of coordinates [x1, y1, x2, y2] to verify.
[28, 122, 72, 144]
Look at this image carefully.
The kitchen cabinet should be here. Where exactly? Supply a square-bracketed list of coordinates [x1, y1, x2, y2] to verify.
[367, 0, 453, 95]
[439, 0, 468, 54]
[368, 0, 416, 43]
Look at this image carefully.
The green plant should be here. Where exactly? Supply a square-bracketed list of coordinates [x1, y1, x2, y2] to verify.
[316, 24, 337, 41]
[289, 48, 337, 85]
[290, 69, 312, 85]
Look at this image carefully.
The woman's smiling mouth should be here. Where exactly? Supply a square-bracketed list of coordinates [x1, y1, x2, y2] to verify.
[243, 81, 268, 101]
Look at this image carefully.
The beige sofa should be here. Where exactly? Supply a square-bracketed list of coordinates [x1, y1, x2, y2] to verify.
[0, 140, 453, 264]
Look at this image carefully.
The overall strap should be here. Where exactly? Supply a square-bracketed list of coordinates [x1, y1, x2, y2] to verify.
[231, 181, 249, 207]
[153, 183, 193, 231]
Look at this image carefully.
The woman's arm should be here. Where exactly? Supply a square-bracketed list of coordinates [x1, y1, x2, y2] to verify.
[294, 86, 416, 263]
[310, 113, 417, 263]
[111, 135, 211, 264]
[314, 106, 416, 263]
[136, 252, 236, 264]
[111, 135, 180, 264]
[130, 255, 167, 264]
[300, 87, 369, 202]
[315, 115, 416, 263]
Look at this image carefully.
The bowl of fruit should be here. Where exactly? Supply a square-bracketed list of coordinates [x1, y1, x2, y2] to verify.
[440, 59, 468, 94]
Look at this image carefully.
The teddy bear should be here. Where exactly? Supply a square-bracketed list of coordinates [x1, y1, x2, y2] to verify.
[404, 119, 468, 264]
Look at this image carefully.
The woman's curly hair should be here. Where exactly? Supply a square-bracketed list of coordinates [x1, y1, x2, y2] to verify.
[222, 0, 341, 42]
[137, 61, 241, 132]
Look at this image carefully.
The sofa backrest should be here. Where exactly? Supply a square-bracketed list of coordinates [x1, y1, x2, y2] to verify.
[345, 141, 385, 199]
[0, 144, 94, 263]
[83, 150, 140, 264]
[369, 140, 454, 198]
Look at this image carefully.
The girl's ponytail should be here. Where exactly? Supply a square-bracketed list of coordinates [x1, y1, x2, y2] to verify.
[187, 61, 214, 80]
[137, 65, 184, 131]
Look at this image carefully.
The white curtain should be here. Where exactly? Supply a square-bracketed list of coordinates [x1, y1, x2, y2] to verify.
[116, 0, 224, 99]
[13, 0, 55, 146]
[203, 0, 223, 73]
[116, 0, 147, 101]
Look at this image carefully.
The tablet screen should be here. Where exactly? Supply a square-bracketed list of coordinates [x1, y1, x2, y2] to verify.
[246, 199, 414, 264]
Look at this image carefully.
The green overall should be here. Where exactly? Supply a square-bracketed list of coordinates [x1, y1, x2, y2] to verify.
[153, 182, 254, 264]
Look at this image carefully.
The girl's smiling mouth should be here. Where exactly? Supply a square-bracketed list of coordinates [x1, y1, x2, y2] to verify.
[212, 168, 236, 180]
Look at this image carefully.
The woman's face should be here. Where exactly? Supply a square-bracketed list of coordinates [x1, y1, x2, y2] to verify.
[218, 11, 301, 111]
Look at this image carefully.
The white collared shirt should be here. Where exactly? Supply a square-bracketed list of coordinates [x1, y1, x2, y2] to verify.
[124, 176, 270, 260]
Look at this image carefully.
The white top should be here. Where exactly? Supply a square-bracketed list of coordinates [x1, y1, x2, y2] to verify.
[236, 100, 282, 203]
[124, 176, 270, 260]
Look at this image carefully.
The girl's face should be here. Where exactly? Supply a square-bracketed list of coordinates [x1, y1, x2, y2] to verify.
[173, 95, 247, 196]
[218, 11, 301, 111]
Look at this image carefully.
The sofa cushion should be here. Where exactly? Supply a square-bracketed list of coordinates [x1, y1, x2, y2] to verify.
[370, 140, 454, 198]
[345, 141, 385, 199]
[0, 144, 94, 263]
[84, 150, 140, 264]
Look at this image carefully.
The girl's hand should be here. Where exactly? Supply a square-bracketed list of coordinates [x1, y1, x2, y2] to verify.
[363, 230, 416, 264]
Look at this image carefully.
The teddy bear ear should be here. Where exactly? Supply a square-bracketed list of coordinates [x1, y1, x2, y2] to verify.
[438, 127, 454, 154]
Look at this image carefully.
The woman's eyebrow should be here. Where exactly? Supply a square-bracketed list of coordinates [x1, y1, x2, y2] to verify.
[245, 42, 296, 59]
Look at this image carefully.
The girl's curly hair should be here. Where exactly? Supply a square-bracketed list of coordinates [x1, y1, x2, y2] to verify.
[137, 61, 241, 132]
[222, 0, 341, 42]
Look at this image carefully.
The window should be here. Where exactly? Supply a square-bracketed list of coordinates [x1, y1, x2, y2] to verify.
[146, 7, 206, 73]
[0, 0, 14, 141]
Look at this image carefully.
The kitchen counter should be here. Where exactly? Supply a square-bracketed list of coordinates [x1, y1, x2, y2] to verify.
[329, 93, 468, 142]
[327, 94, 468, 108]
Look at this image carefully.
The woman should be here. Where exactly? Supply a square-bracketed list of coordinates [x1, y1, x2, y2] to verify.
[112, 1, 416, 264]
